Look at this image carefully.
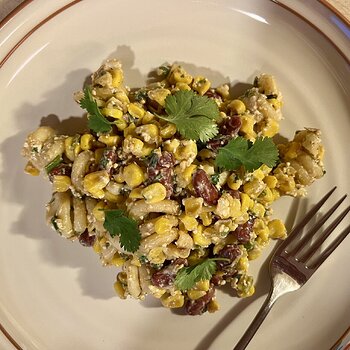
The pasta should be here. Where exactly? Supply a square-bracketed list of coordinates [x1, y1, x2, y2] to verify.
[22, 59, 325, 315]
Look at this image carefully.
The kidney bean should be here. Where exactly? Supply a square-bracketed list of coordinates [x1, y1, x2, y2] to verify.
[48, 163, 72, 182]
[78, 230, 96, 247]
[206, 136, 230, 152]
[227, 189, 241, 200]
[151, 258, 188, 288]
[216, 244, 241, 268]
[99, 148, 118, 174]
[185, 287, 215, 316]
[193, 169, 219, 205]
[157, 151, 174, 169]
[204, 90, 222, 101]
[234, 218, 255, 243]
[219, 115, 242, 136]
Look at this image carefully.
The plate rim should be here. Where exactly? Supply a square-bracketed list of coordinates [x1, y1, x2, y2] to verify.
[0, 1, 349, 349]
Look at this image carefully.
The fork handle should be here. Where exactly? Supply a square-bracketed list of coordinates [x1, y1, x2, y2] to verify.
[233, 288, 277, 350]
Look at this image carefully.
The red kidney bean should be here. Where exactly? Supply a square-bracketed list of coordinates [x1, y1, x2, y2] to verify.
[48, 163, 72, 182]
[234, 218, 255, 243]
[99, 148, 118, 174]
[193, 169, 219, 205]
[204, 90, 222, 101]
[227, 189, 241, 200]
[216, 244, 241, 268]
[185, 287, 215, 316]
[78, 230, 96, 247]
[206, 136, 230, 152]
[151, 258, 188, 288]
[157, 151, 174, 169]
[219, 115, 242, 136]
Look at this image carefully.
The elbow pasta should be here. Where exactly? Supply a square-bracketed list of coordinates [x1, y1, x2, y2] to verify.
[22, 59, 325, 315]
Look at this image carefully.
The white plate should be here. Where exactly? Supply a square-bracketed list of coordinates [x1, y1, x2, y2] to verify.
[0, 1, 349, 349]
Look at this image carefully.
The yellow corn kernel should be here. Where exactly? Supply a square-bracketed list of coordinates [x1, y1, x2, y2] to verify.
[114, 89, 130, 104]
[147, 88, 171, 107]
[243, 179, 266, 198]
[136, 124, 159, 143]
[115, 118, 128, 131]
[80, 134, 95, 150]
[192, 225, 211, 247]
[207, 299, 220, 313]
[180, 214, 198, 231]
[161, 292, 185, 308]
[92, 201, 106, 222]
[94, 148, 104, 163]
[154, 217, 173, 235]
[174, 140, 197, 161]
[123, 136, 144, 157]
[183, 197, 203, 218]
[101, 107, 123, 120]
[251, 203, 265, 218]
[160, 123, 177, 139]
[228, 99, 246, 114]
[195, 280, 210, 291]
[114, 280, 126, 299]
[284, 141, 301, 160]
[237, 256, 249, 271]
[258, 187, 274, 204]
[268, 219, 287, 239]
[198, 149, 213, 160]
[216, 84, 230, 99]
[240, 193, 253, 212]
[111, 68, 124, 87]
[141, 183, 167, 203]
[53, 175, 71, 192]
[123, 123, 136, 138]
[187, 290, 206, 300]
[141, 111, 155, 124]
[199, 212, 212, 226]
[227, 174, 242, 190]
[175, 82, 191, 91]
[148, 247, 166, 264]
[264, 175, 278, 189]
[248, 247, 262, 260]
[129, 187, 144, 199]
[93, 239, 102, 254]
[236, 275, 255, 298]
[64, 136, 80, 161]
[117, 271, 127, 284]
[256, 226, 269, 244]
[192, 76, 211, 95]
[253, 168, 265, 181]
[268, 98, 282, 109]
[148, 285, 166, 298]
[128, 103, 145, 119]
[183, 164, 197, 183]
[240, 115, 256, 139]
[123, 163, 145, 188]
[262, 118, 279, 137]
[24, 161, 40, 176]
[164, 138, 180, 153]
[110, 253, 126, 267]
[83, 170, 110, 198]
[98, 135, 120, 147]
[104, 191, 123, 203]
[114, 171, 124, 184]
[169, 66, 193, 84]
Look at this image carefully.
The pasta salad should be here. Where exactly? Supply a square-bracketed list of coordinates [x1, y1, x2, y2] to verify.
[22, 59, 325, 315]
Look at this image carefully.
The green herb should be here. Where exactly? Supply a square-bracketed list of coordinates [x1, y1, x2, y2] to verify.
[211, 173, 220, 185]
[157, 90, 219, 142]
[244, 242, 254, 251]
[139, 255, 149, 264]
[79, 86, 112, 133]
[215, 136, 279, 172]
[158, 65, 171, 77]
[103, 209, 141, 253]
[134, 89, 148, 102]
[175, 258, 229, 291]
[45, 155, 63, 174]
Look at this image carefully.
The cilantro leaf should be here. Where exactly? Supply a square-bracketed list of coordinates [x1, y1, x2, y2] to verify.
[175, 258, 228, 291]
[215, 136, 279, 172]
[103, 209, 141, 253]
[80, 86, 112, 133]
[158, 90, 219, 142]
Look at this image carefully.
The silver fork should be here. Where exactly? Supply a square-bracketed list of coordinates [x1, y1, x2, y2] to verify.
[234, 187, 350, 350]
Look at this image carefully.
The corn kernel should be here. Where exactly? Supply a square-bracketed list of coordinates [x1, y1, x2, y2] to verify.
[117, 271, 127, 284]
[154, 217, 174, 235]
[93, 239, 102, 254]
[142, 183, 167, 203]
[128, 103, 145, 119]
[53, 175, 71, 192]
[253, 168, 265, 181]
[92, 201, 106, 221]
[141, 111, 155, 124]
[258, 187, 274, 204]
[24, 161, 40, 176]
[251, 203, 265, 218]
[98, 135, 120, 147]
[192, 225, 211, 247]
[240, 115, 256, 139]
[83, 170, 110, 198]
[160, 123, 177, 139]
[123, 163, 145, 188]
[161, 292, 184, 308]
[135, 124, 159, 143]
[114, 280, 126, 299]
[175, 82, 191, 91]
[243, 179, 266, 198]
[228, 99, 246, 114]
[192, 76, 211, 95]
[111, 68, 124, 87]
[207, 299, 220, 313]
[169, 66, 193, 84]
[129, 187, 144, 199]
[94, 148, 104, 163]
[183, 197, 203, 218]
[216, 84, 230, 99]
[110, 253, 125, 267]
[187, 290, 206, 300]
[180, 214, 198, 231]
[80, 134, 95, 150]
[240, 193, 254, 212]
[248, 247, 262, 260]
[148, 247, 166, 264]
[264, 175, 278, 188]
[147, 88, 171, 107]
[268, 98, 282, 109]
[102, 107, 123, 120]
[195, 280, 210, 291]
[237, 256, 249, 271]
[262, 118, 279, 137]
[164, 138, 180, 153]
[115, 118, 128, 131]
[284, 141, 301, 160]
[148, 285, 166, 298]
[115, 89, 130, 104]
[227, 174, 242, 190]
[104, 191, 123, 203]
[268, 219, 287, 239]
[174, 140, 197, 161]
[199, 211, 212, 226]
[64, 136, 80, 161]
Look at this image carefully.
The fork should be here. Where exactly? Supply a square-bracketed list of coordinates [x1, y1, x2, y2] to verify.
[234, 187, 350, 350]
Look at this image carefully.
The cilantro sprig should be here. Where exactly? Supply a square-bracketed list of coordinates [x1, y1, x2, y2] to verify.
[175, 258, 229, 291]
[215, 136, 279, 172]
[157, 90, 219, 142]
[79, 86, 113, 133]
[103, 209, 141, 253]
